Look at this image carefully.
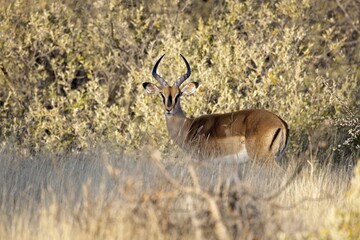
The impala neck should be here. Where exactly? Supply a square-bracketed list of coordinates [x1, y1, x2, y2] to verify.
[164, 100, 192, 148]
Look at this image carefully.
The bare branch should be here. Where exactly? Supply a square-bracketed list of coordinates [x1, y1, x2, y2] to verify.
[150, 157, 231, 240]
[0, 62, 21, 105]
[336, 0, 360, 34]
[262, 161, 305, 201]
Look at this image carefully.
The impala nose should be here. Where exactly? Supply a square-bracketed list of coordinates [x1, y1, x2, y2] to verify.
[165, 106, 173, 115]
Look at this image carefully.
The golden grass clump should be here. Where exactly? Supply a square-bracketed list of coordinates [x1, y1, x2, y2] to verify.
[0, 146, 355, 240]
[321, 159, 360, 239]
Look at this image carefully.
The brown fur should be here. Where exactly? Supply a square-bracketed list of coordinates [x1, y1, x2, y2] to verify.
[144, 83, 289, 164]
[143, 55, 289, 164]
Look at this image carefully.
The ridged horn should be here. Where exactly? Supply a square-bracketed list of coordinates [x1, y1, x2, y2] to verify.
[152, 54, 168, 87]
[174, 54, 191, 87]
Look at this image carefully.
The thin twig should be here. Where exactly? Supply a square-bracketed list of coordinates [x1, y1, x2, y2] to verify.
[271, 194, 335, 210]
[0, 62, 21, 105]
[186, 195, 204, 240]
[336, 0, 360, 34]
[262, 161, 305, 201]
[151, 157, 231, 240]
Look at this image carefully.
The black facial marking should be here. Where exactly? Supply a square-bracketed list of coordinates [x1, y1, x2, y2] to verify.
[269, 128, 281, 150]
[167, 95, 172, 108]
[160, 94, 165, 104]
[174, 93, 181, 104]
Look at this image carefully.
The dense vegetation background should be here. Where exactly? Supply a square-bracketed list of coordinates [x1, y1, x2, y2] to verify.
[0, 0, 359, 159]
[0, 0, 359, 239]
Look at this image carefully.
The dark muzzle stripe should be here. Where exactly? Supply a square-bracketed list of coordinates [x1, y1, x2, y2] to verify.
[167, 96, 172, 108]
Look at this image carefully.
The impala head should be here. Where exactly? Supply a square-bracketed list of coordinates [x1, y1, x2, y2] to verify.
[143, 54, 199, 115]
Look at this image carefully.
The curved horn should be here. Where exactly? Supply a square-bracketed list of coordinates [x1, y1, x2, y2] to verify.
[174, 54, 191, 87]
[152, 54, 168, 87]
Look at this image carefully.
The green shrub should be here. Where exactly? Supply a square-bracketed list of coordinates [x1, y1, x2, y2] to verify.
[0, 0, 358, 160]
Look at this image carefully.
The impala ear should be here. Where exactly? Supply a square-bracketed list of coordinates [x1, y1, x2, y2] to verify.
[181, 82, 199, 95]
[143, 82, 161, 94]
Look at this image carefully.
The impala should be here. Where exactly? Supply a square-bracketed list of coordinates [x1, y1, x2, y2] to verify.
[143, 54, 289, 164]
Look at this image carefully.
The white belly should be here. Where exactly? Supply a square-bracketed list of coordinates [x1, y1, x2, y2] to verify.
[213, 149, 250, 164]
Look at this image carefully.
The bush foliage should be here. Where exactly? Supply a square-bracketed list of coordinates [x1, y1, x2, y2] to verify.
[0, 0, 359, 158]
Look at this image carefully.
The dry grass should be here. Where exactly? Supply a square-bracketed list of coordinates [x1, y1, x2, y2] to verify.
[0, 144, 354, 240]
